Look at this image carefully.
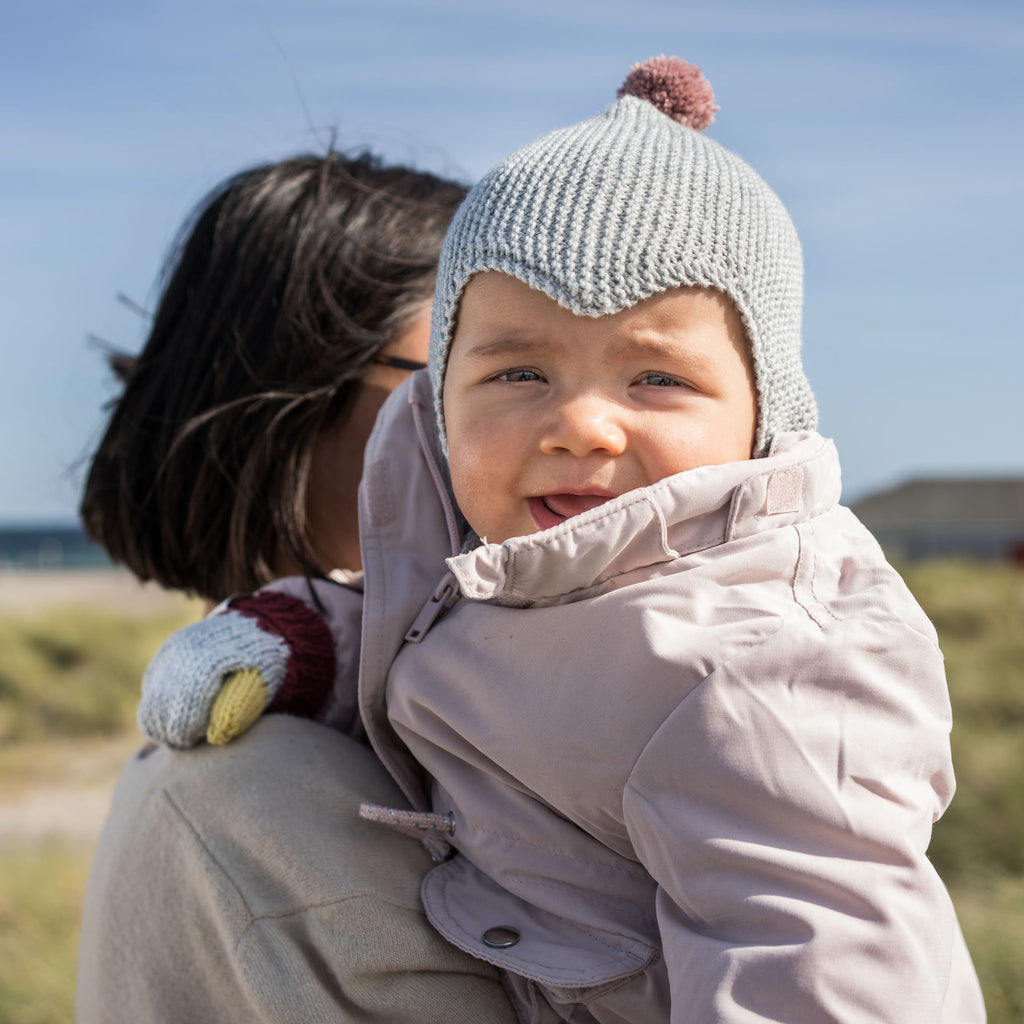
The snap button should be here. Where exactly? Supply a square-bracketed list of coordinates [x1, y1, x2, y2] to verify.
[482, 926, 520, 949]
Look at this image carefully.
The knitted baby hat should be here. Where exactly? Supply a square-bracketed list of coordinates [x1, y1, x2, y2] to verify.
[429, 56, 817, 455]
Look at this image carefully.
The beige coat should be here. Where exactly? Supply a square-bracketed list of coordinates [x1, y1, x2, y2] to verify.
[76, 714, 517, 1024]
[346, 371, 985, 1023]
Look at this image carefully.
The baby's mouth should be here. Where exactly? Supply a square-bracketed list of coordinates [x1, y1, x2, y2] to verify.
[528, 493, 615, 531]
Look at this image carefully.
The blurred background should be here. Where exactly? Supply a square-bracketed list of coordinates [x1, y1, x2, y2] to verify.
[0, 0, 1021, 1020]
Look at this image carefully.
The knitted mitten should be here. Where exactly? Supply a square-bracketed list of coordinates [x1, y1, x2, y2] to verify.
[138, 590, 335, 749]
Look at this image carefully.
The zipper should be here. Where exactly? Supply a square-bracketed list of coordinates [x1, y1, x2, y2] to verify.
[404, 571, 460, 643]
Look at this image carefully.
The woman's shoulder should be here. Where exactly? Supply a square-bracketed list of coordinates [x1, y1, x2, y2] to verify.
[99, 717, 433, 912]
[78, 716, 517, 1024]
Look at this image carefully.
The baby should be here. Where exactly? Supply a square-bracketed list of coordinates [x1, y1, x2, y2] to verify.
[140, 58, 984, 1022]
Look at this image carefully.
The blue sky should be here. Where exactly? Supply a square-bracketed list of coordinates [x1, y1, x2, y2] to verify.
[1, 0, 1021, 523]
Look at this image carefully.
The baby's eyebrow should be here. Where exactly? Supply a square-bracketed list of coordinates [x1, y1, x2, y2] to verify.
[458, 330, 721, 376]
[459, 335, 544, 360]
[617, 336, 683, 358]
[615, 335, 718, 374]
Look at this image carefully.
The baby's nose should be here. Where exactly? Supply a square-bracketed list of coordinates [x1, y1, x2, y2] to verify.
[539, 394, 627, 457]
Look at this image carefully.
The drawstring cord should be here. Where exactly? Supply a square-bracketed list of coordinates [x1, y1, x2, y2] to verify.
[359, 802, 455, 862]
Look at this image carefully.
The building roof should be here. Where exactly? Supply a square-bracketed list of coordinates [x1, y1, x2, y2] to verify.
[851, 477, 1024, 528]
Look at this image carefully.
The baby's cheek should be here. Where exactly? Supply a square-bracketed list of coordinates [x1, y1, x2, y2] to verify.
[448, 455, 489, 534]
[654, 422, 731, 477]
[465, 470, 520, 543]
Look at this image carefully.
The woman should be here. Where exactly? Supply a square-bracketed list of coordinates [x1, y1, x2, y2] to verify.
[75, 152, 516, 1023]
[80, 152, 456, 598]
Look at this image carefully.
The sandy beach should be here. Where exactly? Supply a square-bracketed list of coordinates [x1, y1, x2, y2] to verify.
[0, 568, 192, 614]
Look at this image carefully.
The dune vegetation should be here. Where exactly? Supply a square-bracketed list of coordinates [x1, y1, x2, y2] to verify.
[0, 604, 197, 745]
[903, 561, 1024, 1020]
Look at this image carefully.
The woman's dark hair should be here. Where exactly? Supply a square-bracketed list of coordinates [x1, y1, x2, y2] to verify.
[80, 151, 466, 601]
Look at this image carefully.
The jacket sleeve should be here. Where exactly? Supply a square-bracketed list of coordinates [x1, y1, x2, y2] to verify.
[622, 615, 980, 1023]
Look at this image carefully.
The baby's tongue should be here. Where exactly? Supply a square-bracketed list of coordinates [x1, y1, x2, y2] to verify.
[544, 494, 613, 519]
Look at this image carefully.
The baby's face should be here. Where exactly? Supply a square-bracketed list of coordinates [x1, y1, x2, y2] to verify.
[443, 272, 757, 545]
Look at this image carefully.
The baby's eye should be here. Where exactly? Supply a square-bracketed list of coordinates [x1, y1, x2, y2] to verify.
[636, 372, 687, 388]
[494, 368, 544, 383]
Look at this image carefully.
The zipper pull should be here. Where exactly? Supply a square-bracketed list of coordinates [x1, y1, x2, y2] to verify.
[404, 572, 460, 643]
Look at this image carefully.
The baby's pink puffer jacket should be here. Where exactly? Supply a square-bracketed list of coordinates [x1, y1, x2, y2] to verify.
[340, 371, 984, 1024]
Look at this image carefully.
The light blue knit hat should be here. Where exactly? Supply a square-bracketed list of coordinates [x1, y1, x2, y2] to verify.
[429, 56, 817, 455]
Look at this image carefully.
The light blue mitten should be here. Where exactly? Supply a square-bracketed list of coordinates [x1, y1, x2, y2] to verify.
[139, 588, 338, 749]
[138, 610, 291, 749]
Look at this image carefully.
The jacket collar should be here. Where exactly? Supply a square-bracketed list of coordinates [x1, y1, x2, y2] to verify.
[445, 431, 841, 607]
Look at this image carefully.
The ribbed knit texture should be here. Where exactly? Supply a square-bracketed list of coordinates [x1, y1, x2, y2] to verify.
[430, 91, 818, 454]
[231, 591, 335, 719]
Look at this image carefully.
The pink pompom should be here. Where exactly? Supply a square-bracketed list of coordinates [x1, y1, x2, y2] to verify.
[618, 56, 718, 131]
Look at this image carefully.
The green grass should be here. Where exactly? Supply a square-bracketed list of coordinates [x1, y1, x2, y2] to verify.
[904, 561, 1024, 1019]
[0, 603, 196, 743]
[0, 565, 1021, 1021]
[0, 843, 91, 1024]
[0, 601, 197, 1024]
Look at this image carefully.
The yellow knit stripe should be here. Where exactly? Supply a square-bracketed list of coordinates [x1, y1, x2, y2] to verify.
[207, 668, 270, 746]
